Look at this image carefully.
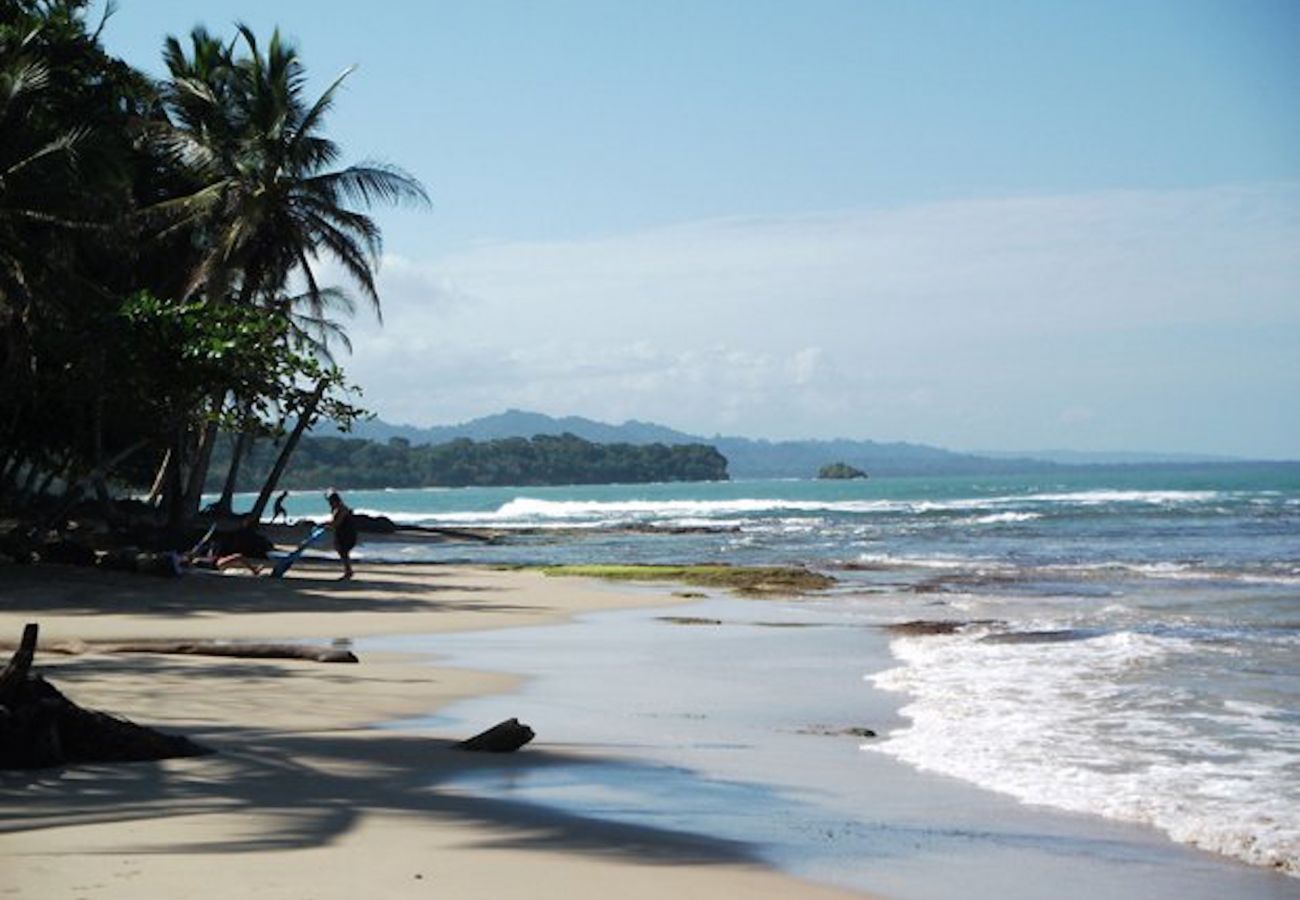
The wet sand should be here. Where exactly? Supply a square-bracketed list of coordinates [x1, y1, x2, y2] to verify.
[0, 561, 867, 900]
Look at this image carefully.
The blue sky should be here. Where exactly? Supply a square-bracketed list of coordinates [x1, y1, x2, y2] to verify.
[101, 1, 1300, 456]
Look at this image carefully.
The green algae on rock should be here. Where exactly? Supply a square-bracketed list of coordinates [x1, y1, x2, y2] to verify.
[540, 563, 835, 596]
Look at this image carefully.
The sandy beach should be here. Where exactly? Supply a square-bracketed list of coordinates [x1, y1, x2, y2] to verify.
[0, 561, 869, 900]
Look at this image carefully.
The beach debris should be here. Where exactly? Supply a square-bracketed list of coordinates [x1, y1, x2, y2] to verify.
[798, 725, 877, 739]
[657, 616, 724, 626]
[100, 641, 359, 663]
[882, 619, 1003, 636]
[457, 717, 535, 753]
[751, 621, 824, 628]
[0, 638, 359, 663]
[980, 628, 1092, 645]
[0, 623, 212, 770]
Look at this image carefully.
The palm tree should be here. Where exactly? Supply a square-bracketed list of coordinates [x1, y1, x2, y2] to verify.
[153, 25, 428, 519]
[0, 28, 83, 404]
[0, 6, 146, 507]
[159, 25, 428, 313]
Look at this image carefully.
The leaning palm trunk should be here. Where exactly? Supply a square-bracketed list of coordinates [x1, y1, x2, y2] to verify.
[180, 418, 218, 520]
[145, 448, 171, 505]
[179, 387, 228, 521]
[213, 414, 254, 516]
[249, 379, 326, 521]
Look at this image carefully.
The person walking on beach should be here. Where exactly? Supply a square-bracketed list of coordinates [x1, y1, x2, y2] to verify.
[271, 490, 290, 522]
[326, 490, 357, 580]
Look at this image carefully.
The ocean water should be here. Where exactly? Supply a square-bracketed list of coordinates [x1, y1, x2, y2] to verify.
[275, 464, 1300, 877]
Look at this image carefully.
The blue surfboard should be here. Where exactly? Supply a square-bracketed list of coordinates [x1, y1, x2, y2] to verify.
[270, 525, 328, 578]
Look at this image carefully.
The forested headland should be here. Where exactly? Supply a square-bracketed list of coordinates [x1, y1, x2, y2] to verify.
[211, 433, 730, 490]
[0, 2, 427, 536]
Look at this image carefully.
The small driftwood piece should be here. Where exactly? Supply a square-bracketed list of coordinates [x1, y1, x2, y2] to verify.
[102, 641, 358, 664]
[458, 717, 535, 753]
[0, 623, 38, 700]
[0, 623, 212, 770]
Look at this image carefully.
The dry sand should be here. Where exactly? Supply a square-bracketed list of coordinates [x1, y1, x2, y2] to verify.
[0, 561, 872, 899]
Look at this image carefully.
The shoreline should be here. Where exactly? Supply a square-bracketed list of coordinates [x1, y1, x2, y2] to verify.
[392, 591, 1300, 900]
[0, 561, 870, 900]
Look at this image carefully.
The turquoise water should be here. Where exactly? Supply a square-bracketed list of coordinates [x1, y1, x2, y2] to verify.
[259, 463, 1300, 875]
[274, 464, 1300, 579]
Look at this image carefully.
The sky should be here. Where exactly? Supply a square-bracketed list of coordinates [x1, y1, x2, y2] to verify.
[100, 1, 1300, 457]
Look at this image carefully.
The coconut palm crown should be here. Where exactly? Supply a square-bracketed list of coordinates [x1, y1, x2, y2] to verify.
[155, 25, 428, 328]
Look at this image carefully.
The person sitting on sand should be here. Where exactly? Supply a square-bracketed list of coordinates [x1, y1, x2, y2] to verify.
[271, 490, 290, 523]
[326, 490, 357, 580]
[170, 532, 263, 576]
[178, 548, 263, 576]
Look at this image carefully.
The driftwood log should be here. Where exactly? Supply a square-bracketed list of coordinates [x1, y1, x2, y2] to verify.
[0, 639, 358, 664]
[458, 717, 535, 752]
[0, 623, 212, 770]
[100, 641, 358, 663]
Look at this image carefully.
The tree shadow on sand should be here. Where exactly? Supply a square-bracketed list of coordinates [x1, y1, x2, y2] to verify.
[0, 726, 759, 866]
[0, 562, 539, 619]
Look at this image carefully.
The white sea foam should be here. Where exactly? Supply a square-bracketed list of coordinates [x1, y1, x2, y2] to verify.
[345, 486, 1277, 530]
[963, 511, 1044, 525]
[854, 552, 1013, 571]
[867, 628, 1300, 876]
[1019, 489, 1222, 505]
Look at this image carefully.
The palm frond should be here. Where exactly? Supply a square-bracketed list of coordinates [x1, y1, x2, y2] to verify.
[305, 162, 430, 210]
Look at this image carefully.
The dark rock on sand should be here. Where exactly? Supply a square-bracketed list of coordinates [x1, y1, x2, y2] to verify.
[353, 513, 398, 534]
[883, 619, 1003, 636]
[883, 620, 966, 636]
[657, 616, 724, 626]
[799, 725, 877, 738]
[981, 628, 1099, 645]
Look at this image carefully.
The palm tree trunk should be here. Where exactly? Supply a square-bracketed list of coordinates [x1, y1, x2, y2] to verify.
[213, 404, 255, 516]
[249, 380, 325, 521]
[0, 452, 20, 503]
[146, 448, 171, 505]
[181, 419, 218, 518]
[180, 390, 227, 520]
[162, 429, 187, 531]
[16, 463, 40, 507]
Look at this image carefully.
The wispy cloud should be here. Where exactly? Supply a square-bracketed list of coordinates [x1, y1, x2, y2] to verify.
[336, 183, 1299, 455]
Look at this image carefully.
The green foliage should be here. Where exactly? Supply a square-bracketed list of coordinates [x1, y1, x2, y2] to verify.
[206, 432, 729, 492]
[0, 7, 414, 524]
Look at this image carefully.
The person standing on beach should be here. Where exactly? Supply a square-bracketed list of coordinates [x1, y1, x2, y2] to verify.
[326, 490, 357, 580]
[272, 490, 290, 522]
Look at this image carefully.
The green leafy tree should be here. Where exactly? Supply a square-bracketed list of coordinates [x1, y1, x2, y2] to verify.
[152, 24, 428, 517]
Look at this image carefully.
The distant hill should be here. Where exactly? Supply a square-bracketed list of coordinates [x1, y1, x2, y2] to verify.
[975, 448, 1244, 465]
[318, 410, 1282, 478]
[212, 431, 728, 490]
[328, 408, 697, 448]
[322, 410, 1052, 477]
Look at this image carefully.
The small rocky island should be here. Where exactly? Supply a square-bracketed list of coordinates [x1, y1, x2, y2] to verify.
[817, 462, 868, 480]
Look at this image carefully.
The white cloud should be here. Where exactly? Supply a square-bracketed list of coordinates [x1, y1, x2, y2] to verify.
[330, 183, 1299, 455]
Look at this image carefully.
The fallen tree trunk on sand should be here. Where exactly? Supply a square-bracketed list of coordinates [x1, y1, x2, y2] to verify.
[99, 641, 358, 664]
[0, 639, 358, 664]
[458, 717, 535, 752]
[0, 623, 212, 770]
